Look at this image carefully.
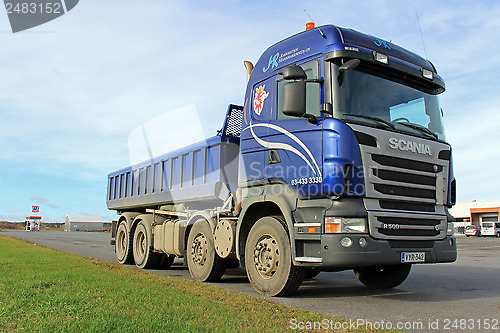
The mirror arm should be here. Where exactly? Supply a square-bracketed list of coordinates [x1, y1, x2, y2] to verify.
[304, 78, 324, 84]
[303, 114, 318, 124]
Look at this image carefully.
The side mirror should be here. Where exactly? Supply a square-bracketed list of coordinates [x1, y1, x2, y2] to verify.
[338, 59, 361, 86]
[280, 65, 307, 80]
[282, 81, 306, 117]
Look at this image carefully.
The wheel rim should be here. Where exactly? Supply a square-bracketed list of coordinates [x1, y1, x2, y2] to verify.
[135, 230, 146, 260]
[253, 234, 281, 279]
[191, 233, 208, 268]
[116, 227, 127, 259]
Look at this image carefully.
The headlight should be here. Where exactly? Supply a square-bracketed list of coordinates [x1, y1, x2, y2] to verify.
[325, 217, 367, 233]
[447, 222, 455, 236]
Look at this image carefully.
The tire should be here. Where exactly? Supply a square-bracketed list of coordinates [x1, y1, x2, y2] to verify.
[244, 216, 304, 296]
[496, 232, 500, 238]
[158, 254, 175, 270]
[354, 264, 411, 289]
[133, 220, 162, 269]
[304, 268, 321, 280]
[186, 219, 227, 282]
[115, 222, 134, 264]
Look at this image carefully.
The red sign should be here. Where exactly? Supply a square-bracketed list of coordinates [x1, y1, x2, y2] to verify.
[32, 206, 39, 213]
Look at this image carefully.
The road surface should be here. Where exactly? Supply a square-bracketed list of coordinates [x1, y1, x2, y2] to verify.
[2, 230, 499, 332]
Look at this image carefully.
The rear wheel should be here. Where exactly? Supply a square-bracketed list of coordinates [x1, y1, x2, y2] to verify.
[115, 222, 133, 264]
[245, 216, 304, 296]
[354, 264, 411, 289]
[187, 219, 226, 282]
[496, 232, 500, 238]
[133, 220, 162, 269]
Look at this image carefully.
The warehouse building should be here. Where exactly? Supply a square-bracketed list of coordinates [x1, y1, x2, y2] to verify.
[65, 215, 104, 232]
[449, 200, 500, 231]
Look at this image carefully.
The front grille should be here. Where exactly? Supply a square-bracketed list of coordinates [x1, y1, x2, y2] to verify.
[380, 229, 439, 237]
[379, 200, 435, 212]
[375, 215, 442, 238]
[377, 216, 440, 226]
[348, 123, 451, 241]
[374, 184, 435, 199]
[374, 169, 436, 186]
[371, 154, 443, 173]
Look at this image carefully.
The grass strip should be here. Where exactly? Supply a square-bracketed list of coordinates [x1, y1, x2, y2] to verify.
[0, 235, 392, 332]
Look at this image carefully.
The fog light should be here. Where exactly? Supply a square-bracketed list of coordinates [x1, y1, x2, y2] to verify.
[340, 237, 353, 248]
[359, 237, 367, 248]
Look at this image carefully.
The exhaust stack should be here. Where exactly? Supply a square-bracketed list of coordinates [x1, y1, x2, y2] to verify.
[244, 61, 254, 84]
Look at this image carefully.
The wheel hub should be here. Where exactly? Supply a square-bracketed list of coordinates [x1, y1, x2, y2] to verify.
[253, 235, 280, 279]
[191, 233, 208, 267]
[136, 231, 146, 259]
[117, 229, 126, 257]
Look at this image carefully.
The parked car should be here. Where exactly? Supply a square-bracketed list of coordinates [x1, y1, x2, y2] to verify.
[464, 225, 481, 237]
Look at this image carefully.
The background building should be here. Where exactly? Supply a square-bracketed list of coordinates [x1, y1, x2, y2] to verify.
[65, 215, 104, 232]
[449, 200, 500, 231]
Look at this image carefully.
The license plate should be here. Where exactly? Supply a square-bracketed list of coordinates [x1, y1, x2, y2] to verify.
[401, 252, 425, 263]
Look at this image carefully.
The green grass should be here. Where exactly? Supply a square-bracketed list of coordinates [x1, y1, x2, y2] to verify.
[0, 235, 391, 332]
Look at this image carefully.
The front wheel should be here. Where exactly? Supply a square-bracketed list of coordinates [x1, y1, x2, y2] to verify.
[245, 216, 304, 296]
[354, 264, 411, 289]
[496, 232, 500, 238]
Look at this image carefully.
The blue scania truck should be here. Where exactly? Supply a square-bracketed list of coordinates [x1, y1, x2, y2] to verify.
[107, 23, 457, 296]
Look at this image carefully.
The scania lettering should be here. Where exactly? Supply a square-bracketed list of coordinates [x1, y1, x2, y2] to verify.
[388, 137, 432, 155]
[107, 23, 457, 296]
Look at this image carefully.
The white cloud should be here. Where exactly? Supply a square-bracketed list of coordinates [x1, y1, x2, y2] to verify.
[0, 0, 499, 220]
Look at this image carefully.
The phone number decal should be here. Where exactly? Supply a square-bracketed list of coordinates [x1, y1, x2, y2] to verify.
[290, 177, 322, 186]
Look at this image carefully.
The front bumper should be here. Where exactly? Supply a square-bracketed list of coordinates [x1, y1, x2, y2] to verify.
[297, 235, 457, 268]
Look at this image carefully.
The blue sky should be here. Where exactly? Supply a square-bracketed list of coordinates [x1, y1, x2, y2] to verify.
[1, 0, 499, 222]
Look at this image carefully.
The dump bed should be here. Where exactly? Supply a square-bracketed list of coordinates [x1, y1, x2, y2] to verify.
[106, 105, 243, 211]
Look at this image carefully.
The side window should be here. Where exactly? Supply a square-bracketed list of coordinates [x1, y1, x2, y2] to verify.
[276, 59, 321, 120]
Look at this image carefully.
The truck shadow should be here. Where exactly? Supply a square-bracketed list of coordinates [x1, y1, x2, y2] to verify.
[293, 265, 500, 302]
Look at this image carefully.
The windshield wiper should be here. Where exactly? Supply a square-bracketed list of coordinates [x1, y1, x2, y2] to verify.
[394, 121, 438, 139]
[343, 114, 395, 129]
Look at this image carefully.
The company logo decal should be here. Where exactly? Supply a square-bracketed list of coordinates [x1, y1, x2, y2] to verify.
[389, 137, 431, 156]
[253, 85, 269, 115]
[244, 123, 322, 175]
[262, 52, 279, 73]
[374, 37, 391, 49]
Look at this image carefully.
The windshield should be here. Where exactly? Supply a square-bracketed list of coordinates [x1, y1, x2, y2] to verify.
[331, 63, 446, 141]
[482, 223, 494, 228]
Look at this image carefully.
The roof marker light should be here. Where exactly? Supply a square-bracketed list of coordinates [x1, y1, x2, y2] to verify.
[422, 68, 434, 80]
[306, 22, 315, 30]
[373, 52, 388, 64]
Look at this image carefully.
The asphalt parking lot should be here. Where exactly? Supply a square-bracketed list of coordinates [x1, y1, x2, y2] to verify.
[2, 230, 500, 332]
